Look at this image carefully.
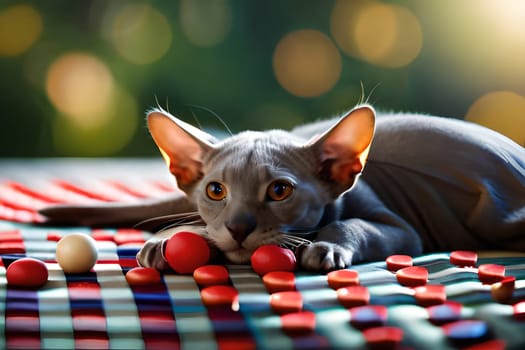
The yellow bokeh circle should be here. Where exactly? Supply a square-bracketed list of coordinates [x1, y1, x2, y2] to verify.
[331, 0, 422, 68]
[111, 4, 172, 65]
[46, 52, 115, 129]
[0, 5, 42, 57]
[273, 29, 342, 98]
[466, 91, 525, 146]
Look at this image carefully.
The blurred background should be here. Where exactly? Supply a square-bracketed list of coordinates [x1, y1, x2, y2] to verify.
[0, 0, 524, 157]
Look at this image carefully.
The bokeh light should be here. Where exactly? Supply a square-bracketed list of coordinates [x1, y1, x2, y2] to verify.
[466, 91, 525, 146]
[46, 52, 115, 129]
[52, 87, 139, 156]
[0, 5, 42, 57]
[331, 0, 422, 68]
[273, 29, 342, 98]
[180, 0, 232, 47]
[111, 4, 172, 65]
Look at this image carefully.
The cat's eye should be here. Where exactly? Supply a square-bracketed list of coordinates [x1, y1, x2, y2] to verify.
[206, 182, 227, 201]
[266, 180, 294, 201]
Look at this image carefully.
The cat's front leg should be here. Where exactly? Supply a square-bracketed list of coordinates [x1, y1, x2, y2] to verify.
[137, 226, 213, 270]
[297, 217, 422, 272]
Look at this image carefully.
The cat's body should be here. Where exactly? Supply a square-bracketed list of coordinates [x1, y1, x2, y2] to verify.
[40, 105, 525, 271]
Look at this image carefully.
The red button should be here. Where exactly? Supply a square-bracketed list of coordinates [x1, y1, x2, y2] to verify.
[263, 271, 296, 293]
[193, 265, 229, 286]
[6, 258, 48, 288]
[251, 245, 296, 276]
[363, 326, 403, 349]
[164, 232, 210, 274]
[200, 285, 239, 308]
[270, 291, 303, 314]
[350, 305, 388, 330]
[281, 311, 316, 334]
[414, 284, 446, 307]
[478, 264, 505, 284]
[337, 285, 370, 308]
[450, 250, 478, 267]
[327, 269, 359, 289]
[386, 255, 413, 272]
[396, 266, 428, 287]
[125, 267, 162, 286]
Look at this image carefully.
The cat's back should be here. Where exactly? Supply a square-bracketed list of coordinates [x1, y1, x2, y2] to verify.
[363, 113, 525, 251]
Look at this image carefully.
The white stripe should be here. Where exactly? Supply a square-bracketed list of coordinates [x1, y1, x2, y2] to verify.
[94, 264, 145, 350]
[38, 264, 75, 349]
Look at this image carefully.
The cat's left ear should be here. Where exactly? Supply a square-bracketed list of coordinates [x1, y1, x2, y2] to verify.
[147, 109, 217, 192]
[307, 105, 376, 194]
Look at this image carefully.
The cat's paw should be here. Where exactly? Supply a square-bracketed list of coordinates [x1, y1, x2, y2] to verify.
[136, 238, 171, 271]
[297, 242, 352, 272]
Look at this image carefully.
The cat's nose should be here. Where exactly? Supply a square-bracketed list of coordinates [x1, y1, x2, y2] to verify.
[226, 213, 256, 244]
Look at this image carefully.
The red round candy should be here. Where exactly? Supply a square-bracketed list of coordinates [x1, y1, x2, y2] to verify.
[478, 264, 505, 284]
[327, 269, 359, 289]
[250, 245, 296, 276]
[125, 267, 162, 286]
[262, 271, 296, 293]
[396, 266, 428, 287]
[281, 311, 316, 334]
[362, 326, 403, 348]
[164, 232, 210, 274]
[450, 251, 478, 267]
[6, 258, 48, 288]
[336, 285, 370, 308]
[414, 284, 447, 307]
[270, 291, 303, 314]
[200, 285, 239, 308]
[386, 255, 413, 272]
[193, 265, 229, 286]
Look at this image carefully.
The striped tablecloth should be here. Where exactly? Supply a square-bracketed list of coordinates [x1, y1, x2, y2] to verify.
[1, 159, 525, 349]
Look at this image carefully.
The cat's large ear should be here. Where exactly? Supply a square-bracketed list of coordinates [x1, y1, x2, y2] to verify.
[307, 105, 376, 194]
[147, 109, 217, 191]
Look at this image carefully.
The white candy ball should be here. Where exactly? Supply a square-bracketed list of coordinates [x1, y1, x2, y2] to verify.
[56, 233, 98, 273]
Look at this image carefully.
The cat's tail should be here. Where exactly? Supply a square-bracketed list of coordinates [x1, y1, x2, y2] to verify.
[38, 193, 196, 228]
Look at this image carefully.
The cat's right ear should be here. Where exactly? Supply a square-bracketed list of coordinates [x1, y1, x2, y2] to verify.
[147, 109, 217, 191]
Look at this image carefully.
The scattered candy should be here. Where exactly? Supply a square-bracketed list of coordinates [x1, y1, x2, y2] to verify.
[478, 264, 505, 284]
[450, 250, 478, 267]
[164, 232, 210, 274]
[414, 284, 447, 307]
[250, 245, 296, 276]
[336, 285, 370, 308]
[125, 267, 162, 286]
[56, 233, 98, 273]
[262, 271, 296, 293]
[443, 320, 489, 344]
[327, 269, 359, 289]
[6, 257, 48, 288]
[491, 276, 516, 304]
[386, 255, 413, 272]
[362, 326, 403, 350]
[396, 266, 428, 287]
[200, 285, 239, 308]
[193, 265, 229, 286]
[270, 291, 303, 314]
[280, 311, 316, 334]
[427, 301, 463, 325]
[350, 305, 388, 330]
